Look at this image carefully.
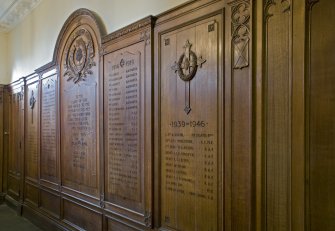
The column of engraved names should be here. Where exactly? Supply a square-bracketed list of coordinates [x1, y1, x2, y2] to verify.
[164, 121, 216, 201]
[41, 82, 57, 179]
[108, 55, 140, 201]
[67, 94, 91, 171]
[25, 86, 38, 179]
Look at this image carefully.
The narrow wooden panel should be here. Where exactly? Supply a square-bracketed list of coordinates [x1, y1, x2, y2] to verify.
[264, 1, 292, 230]
[0, 85, 3, 193]
[105, 48, 142, 204]
[107, 218, 137, 231]
[40, 75, 57, 182]
[63, 199, 102, 231]
[308, 1, 335, 230]
[40, 189, 60, 218]
[8, 175, 20, 199]
[25, 82, 39, 180]
[60, 25, 100, 196]
[159, 16, 221, 231]
[104, 44, 145, 211]
[229, 1, 253, 229]
[24, 183, 38, 206]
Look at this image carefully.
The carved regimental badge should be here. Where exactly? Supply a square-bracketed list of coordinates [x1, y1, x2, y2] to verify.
[171, 40, 206, 114]
[63, 28, 96, 84]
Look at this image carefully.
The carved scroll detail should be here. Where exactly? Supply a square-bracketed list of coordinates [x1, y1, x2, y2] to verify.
[63, 28, 96, 84]
[231, 1, 250, 69]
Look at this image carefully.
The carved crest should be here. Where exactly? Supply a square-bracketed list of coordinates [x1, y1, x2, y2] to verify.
[63, 28, 96, 83]
[171, 40, 206, 82]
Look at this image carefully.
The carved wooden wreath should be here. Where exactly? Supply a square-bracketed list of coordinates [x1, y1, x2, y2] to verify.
[171, 40, 206, 81]
[63, 28, 96, 84]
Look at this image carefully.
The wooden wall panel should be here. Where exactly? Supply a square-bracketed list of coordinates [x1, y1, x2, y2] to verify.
[40, 71, 58, 184]
[102, 16, 154, 228]
[60, 24, 100, 197]
[264, 1, 292, 230]
[228, 1, 253, 230]
[63, 199, 102, 231]
[6, 80, 25, 202]
[155, 3, 224, 229]
[25, 80, 39, 181]
[107, 218, 137, 231]
[40, 189, 60, 218]
[24, 182, 38, 207]
[0, 85, 3, 194]
[308, 1, 335, 230]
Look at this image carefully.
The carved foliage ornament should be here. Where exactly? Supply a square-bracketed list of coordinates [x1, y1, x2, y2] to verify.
[63, 28, 96, 84]
[232, 1, 250, 69]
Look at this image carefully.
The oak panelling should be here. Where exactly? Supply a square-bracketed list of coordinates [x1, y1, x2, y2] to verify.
[308, 1, 335, 230]
[0, 85, 3, 194]
[40, 70, 58, 184]
[24, 181, 39, 207]
[40, 188, 60, 218]
[102, 16, 154, 228]
[264, 0, 292, 230]
[228, 1, 253, 230]
[62, 198, 103, 231]
[59, 21, 101, 198]
[107, 217, 139, 231]
[25, 77, 39, 181]
[156, 11, 223, 230]
[7, 79, 25, 203]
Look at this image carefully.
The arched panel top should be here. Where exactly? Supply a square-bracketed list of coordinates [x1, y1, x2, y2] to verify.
[36, 8, 106, 73]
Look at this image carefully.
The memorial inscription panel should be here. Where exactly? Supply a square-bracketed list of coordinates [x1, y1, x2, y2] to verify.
[60, 26, 99, 195]
[25, 83, 39, 179]
[160, 18, 220, 231]
[62, 83, 97, 189]
[104, 44, 144, 212]
[41, 75, 57, 182]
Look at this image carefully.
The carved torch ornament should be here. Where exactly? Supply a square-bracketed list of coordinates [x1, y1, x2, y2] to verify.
[63, 28, 96, 84]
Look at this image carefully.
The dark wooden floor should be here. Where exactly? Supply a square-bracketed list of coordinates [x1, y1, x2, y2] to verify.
[0, 204, 42, 231]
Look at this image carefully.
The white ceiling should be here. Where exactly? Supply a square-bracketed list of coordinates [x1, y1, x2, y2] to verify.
[0, 0, 42, 33]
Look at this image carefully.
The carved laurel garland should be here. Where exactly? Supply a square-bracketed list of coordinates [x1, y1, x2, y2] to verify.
[231, 0, 250, 69]
[63, 28, 96, 84]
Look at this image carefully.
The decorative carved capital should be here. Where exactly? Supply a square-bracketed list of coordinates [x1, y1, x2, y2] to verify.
[140, 30, 151, 46]
[265, 0, 291, 21]
[306, 0, 320, 9]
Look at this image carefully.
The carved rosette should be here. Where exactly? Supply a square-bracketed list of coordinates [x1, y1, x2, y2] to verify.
[231, 0, 250, 69]
[63, 28, 96, 84]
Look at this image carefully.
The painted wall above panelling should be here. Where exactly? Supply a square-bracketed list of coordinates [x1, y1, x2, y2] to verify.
[2, 0, 189, 84]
